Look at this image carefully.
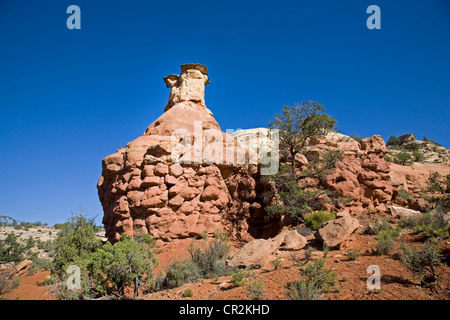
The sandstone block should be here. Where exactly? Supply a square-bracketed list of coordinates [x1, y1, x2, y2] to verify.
[154, 163, 169, 176]
[141, 176, 162, 187]
[165, 174, 178, 185]
[169, 163, 184, 177]
[316, 217, 360, 249]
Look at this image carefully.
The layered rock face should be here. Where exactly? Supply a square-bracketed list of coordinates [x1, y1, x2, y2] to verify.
[321, 134, 394, 214]
[236, 129, 450, 215]
[385, 134, 450, 210]
[98, 64, 278, 243]
[389, 162, 450, 210]
[386, 133, 450, 165]
[235, 130, 395, 214]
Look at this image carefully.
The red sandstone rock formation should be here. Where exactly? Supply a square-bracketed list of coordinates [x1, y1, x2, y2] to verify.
[97, 64, 277, 243]
[389, 162, 450, 210]
[314, 133, 449, 214]
[317, 133, 393, 214]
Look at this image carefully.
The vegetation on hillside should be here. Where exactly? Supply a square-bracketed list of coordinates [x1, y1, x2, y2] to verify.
[264, 101, 343, 225]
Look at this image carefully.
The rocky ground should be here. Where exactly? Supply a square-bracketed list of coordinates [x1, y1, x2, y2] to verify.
[142, 218, 450, 301]
[2, 214, 449, 300]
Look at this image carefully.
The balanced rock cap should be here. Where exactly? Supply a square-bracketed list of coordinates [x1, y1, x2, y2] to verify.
[180, 63, 208, 75]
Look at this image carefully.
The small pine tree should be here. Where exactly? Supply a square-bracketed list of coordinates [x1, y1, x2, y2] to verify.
[395, 152, 413, 166]
[412, 150, 424, 162]
[89, 234, 158, 298]
[387, 135, 400, 146]
[52, 213, 101, 275]
[0, 233, 27, 263]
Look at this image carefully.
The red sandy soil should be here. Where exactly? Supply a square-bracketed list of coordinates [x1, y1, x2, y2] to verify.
[143, 233, 450, 300]
[2, 229, 449, 300]
[2, 270, 52, 300]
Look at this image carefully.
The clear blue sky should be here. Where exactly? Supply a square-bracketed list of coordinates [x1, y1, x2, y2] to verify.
[1, 0, 449, 225]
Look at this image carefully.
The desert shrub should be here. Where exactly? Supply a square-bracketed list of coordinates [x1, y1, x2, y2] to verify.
[427, 172, 443, 192]
[426, 172, 448, 194]
[37, 239, 55, 255]
[156, 231, 231, 290]
[304, 211, 335, 231]
[270, 257, 282, 270]
[304, 246, 315, 263]
[287, 257, 336, 299]
[372, 218, 401, 255]
[398, 215, 419, 230]
[405, 142, 420, 152]
[46, 267, 95, 300]
[10, 277, 20, 291]
[412, 150, 424, 162]
[322, 244, 330, 258]
[53, 223, 65, 230]
[422, 172, 450, 213]
[162, 259, 201, 289]
[370, 218, 399, 235]
[231, 269, 247, 287]
[25, 237, 36, 250]
[398, 243, 444, 283]
[5, 220, 45, 230]
[395, 152, 413, 166]
[52, 214, 101, 275]
[53, 219, 102, 233]
[188, 230, 231, 279]
[27, 254, 52, 275]
[88, 234, 158, 298]
[350, 135, 362, 143]
[413, 222, 449, 242]
[384, 154, 393, 162]
[300, 258, 337, 291]
[183, 288, 193, 297]
[264, 168, 333, 225]
[0, 233, 28, 263]
[285, 279, 321, 300]
[397, 189, 411, 201]
[375, 228, 401, 255]
[346, 249, 360, 261]
[151, 273, 166, 292]
[0, 266, 18, 294]
[245, 273, 265, 300]
[387, 135, 400, 146]
[399, 210, 449, 241]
